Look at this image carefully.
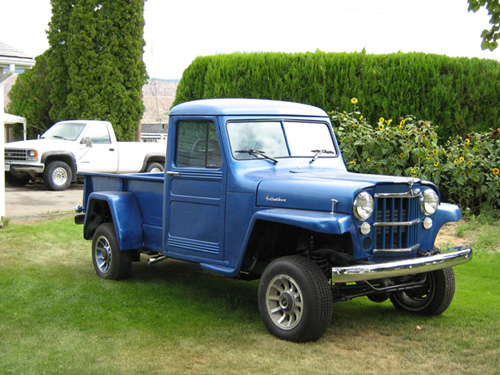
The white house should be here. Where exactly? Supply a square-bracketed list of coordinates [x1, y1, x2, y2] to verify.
[1, 41, 35, 224]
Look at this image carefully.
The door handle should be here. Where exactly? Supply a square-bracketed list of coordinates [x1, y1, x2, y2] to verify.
[166, 171, 180, 176]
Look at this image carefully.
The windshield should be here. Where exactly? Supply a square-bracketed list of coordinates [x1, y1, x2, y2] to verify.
[41, 122, 87, 141]
[227, 121, 336, 160]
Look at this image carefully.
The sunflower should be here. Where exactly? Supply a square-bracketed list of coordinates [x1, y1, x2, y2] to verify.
[493, 168, 500, 175]
[351, 97, 358, 105]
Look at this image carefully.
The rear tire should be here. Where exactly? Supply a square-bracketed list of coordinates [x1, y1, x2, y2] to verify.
[92, 223, 132, 280]
[145, 162, 164, 173]
[258, 256, 332, 342]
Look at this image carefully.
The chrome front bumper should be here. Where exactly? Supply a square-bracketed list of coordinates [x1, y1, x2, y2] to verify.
[331, 246, 472, 283]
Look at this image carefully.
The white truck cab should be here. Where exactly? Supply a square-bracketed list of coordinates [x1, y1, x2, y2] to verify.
[4, 120, 165, 190]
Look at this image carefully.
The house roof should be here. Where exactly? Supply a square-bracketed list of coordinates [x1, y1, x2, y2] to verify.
[0, 41, 35, 69]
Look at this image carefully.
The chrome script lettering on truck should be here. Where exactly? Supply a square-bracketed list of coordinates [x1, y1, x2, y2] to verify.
[4, 120, 165, 190]
[75, 99, 472, 342]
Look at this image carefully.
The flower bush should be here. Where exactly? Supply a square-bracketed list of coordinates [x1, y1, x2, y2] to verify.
[330, 99, 500, 214]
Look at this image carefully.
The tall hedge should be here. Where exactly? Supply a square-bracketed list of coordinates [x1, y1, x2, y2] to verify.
[173, 51, 500, 139]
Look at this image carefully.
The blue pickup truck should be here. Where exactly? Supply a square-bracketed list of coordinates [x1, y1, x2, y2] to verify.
[76, 98, 472, 342]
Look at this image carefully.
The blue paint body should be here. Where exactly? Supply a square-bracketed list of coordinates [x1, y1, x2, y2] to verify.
[80, 99, 461, 278]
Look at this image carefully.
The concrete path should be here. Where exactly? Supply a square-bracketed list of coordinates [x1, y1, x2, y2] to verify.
[4, 184, 84, 220]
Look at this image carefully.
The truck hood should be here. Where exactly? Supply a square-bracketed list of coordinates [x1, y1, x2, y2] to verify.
[5, 138, 76, 151]
[256, 169, 419, 214]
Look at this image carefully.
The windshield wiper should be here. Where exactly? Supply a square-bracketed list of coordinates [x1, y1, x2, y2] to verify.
[310, 149, 335, 163]
[236, 149, 278, 164]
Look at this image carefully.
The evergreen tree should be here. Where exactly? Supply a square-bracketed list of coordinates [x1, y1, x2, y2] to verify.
[47, 0, 147, 140]
[7, 51, 53, 139]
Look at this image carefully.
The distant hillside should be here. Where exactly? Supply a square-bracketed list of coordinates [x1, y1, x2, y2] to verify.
[4, 75, 178, 125]
[142, 79, 178, 124]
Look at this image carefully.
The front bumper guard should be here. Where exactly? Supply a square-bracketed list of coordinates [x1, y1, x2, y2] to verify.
[331, 246, 472, 283]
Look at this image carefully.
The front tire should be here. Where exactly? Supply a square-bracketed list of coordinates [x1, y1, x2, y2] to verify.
[92, 223, 132, 280]
[258, 256, 332, 342]
[390, 268, 455, 315]
[43, 161, 72, 191]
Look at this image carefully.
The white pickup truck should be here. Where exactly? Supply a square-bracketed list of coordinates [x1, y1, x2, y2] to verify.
[4, 120, 166, 190]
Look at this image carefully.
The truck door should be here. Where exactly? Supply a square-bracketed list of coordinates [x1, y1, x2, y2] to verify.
[77, 123, 119, 173]
[164, 119, 226, 260]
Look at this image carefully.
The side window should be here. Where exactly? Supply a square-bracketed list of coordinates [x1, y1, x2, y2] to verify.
[175, 121, 222, 168]
[83, 124, 111, 144]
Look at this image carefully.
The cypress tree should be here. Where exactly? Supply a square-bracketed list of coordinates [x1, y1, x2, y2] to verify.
[47, 0, 147, 140]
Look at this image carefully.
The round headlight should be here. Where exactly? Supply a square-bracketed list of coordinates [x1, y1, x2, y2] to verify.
[421, 189, 439, 216]
[353, 191, 374, 221]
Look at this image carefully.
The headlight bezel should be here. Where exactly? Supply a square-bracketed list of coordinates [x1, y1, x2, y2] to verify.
[421, 189, 439, 216]
[353, 191, 374, 221]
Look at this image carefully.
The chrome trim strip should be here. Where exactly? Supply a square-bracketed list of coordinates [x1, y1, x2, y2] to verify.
[373, 218, 421, 227]
[331, 247, 472, 283]
[373, 244, 420, 253]
[375, 191, 422, 198]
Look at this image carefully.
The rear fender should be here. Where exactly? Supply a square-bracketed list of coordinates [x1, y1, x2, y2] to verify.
[83, 192, 144, 250]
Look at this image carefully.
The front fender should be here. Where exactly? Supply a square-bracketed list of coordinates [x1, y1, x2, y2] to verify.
[421, 202, 462, 250]
[84, 191, 144, 250]
[251, 208, 354, 235]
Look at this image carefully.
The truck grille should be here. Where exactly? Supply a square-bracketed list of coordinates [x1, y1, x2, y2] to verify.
[5, 149, 27, 161]
[373, 192, 421, 253]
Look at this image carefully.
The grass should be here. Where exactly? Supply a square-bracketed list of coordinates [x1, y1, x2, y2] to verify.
[0, 217, 499, 375]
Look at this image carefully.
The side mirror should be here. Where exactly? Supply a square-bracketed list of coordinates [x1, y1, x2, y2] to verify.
[85, 137, 93, 147]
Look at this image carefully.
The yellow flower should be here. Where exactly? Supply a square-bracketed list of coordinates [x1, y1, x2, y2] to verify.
[426, 156, 431, 160]
[367, 158, 371, 162]
[399, 153, 404, 159]
[493, 168, 500, 175]
[351, 97, 358, 104]
[433, 149, 439, 155]
[359, 115, 363, 121]
[350, 161, 357, 165]
[459, 157, 465, 162]
[460, 171, 466, 175]
[400, 119, 405, 126]
[434, 162, 440, 167]
[378, 124, 385, 131]
[387, 119, 393, 126]
[465, 138, 471, 145]
[454, 159, 459, 164]
[379, 117, 385, 123]
[467, 161, 473, 166]
[410, 168, 417, 175]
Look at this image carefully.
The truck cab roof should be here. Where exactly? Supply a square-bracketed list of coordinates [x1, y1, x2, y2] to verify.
[170, 98, 328, 117]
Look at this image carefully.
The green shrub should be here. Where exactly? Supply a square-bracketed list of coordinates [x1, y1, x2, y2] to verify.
[174, 51, 500, 139]
[332, 99, 500, 214]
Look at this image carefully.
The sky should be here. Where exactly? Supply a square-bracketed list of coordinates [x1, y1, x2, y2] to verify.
[1, 0, 500, 79]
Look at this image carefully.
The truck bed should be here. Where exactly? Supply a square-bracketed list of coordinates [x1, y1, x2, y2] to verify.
[82, 172, 165, 251]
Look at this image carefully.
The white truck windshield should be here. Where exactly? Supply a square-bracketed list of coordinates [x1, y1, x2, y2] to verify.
[41, 122, 87, 141]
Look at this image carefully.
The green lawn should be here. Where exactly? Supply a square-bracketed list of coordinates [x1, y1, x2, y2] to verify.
[0, 217, 498, 375]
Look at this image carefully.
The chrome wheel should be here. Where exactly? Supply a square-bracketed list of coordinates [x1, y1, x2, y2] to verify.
[265, 274, 304, 330]
[52, 166, 69, 187]
[95, 235, 112, 274]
